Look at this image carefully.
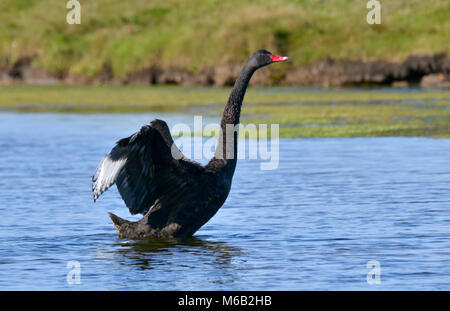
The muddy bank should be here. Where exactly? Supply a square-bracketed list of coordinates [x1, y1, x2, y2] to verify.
[284, 53, 450, 88]
[1, 53, 449, 88]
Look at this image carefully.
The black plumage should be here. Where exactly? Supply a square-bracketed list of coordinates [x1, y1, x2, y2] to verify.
[92, 50, 288, 238]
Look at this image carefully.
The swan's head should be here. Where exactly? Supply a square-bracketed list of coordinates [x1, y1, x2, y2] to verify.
[248, 49, 289, 69]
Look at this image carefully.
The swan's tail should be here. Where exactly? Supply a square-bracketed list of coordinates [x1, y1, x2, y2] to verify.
[108, 212, 129, 233]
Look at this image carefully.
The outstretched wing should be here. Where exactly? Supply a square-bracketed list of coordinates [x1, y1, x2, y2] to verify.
[92, 119, 203, 215]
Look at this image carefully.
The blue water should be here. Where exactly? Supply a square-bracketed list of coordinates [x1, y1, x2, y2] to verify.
[0, 112, 449, 290]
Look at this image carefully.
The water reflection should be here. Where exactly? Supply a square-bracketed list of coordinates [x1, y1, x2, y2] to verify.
[112, 237, 242, 271]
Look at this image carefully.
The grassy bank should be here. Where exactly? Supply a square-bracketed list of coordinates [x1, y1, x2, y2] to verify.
[0, 0, 449, 78]
[0, 85, 449, 138]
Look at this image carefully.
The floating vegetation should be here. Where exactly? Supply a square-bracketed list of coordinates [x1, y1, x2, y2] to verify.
[0, 85, 449, 137]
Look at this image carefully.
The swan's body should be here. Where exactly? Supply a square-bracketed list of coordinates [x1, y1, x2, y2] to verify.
[92, 50, 288, 238]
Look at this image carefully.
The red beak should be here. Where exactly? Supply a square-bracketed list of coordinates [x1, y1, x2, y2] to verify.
[269, 54, 289, 62]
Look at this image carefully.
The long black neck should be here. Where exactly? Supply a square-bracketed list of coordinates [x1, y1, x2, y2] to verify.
[213, 62, 256, 177]
[221, 63, 255, 126]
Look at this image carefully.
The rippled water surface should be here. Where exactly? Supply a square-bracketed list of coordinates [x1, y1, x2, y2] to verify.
[0, 112, 449, 290]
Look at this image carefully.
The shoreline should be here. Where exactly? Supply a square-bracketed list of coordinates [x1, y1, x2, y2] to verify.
[1, 53, 449, 89]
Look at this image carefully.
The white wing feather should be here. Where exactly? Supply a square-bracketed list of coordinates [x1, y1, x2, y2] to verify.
[92, 153, 127, 201]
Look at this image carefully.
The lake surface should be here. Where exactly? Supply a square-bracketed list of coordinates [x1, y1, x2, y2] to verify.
[0, 112, 449, 290]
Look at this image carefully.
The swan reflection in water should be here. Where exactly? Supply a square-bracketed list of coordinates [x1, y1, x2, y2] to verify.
[109, 236, 243, 272]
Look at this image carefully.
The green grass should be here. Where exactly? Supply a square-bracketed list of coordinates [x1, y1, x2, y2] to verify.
[0, 85, 449, 137]
[0, 0, 448, 78]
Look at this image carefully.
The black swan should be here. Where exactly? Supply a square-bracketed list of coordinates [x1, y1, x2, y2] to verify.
[92, 49, 288, 238]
